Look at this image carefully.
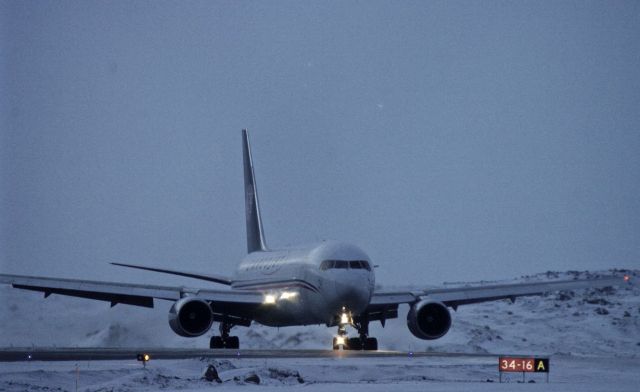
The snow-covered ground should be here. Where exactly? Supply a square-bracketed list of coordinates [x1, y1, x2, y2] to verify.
[2, 354, 639, 391]
[1, 269, 638, 391]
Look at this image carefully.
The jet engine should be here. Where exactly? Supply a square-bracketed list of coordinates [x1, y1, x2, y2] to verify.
[168, 297, 214, 337]
[407, 300, 452, 340]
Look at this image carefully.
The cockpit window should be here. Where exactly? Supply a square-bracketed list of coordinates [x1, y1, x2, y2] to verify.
[350, 260, 363, 269]
[320, 259, 371, 271]
[320, 260, 334, 270]
[334, 260, 349, 269]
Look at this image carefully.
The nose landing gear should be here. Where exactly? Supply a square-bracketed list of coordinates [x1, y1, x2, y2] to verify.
[332, 312, 378, 351]
[332, 324, 348, 350]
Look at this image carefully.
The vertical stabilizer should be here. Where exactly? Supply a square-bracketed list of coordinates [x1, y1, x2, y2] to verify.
[242, 129, 268, 253]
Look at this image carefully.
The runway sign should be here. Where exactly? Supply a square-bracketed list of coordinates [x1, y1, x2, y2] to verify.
[499, 357, 549, 373]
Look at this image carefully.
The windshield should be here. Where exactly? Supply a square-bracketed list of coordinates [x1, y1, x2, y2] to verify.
[320, 259, 371, 271]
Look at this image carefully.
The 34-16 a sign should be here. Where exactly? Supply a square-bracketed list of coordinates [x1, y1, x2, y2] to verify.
[499, 357, 549, 373]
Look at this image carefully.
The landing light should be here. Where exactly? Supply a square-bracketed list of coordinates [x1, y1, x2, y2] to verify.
[624, 275, 630, 282]
[340, 313, 349, 325]
[279, 291, 298, 300]
[336, 336, 345, 345]
[263, 294, 276, 304]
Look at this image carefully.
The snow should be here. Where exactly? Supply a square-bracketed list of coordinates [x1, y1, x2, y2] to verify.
[2, 355, 639, 391]
[1, 269, 638, 391]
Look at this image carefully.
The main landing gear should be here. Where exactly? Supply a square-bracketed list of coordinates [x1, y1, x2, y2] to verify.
[332, 312, 378, 351]
[210, 322, 239, 349]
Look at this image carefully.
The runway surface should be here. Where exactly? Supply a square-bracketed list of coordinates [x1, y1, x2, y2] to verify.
[0, 347, 497, 362]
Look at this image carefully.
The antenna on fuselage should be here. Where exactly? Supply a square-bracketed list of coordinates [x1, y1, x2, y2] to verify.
[242, 129, 268, 253]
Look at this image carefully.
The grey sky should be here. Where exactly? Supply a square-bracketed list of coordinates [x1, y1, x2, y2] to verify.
[2, 1, 639, 286]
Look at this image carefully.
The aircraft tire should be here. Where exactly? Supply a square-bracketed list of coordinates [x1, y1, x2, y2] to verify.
[226, 336, 240, 349]
[347, 337, 362, 350]
[363, 337, 378, 351]
[210, 336, 224, 349]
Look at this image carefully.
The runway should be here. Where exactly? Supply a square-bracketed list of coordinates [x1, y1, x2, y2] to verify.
[0, 347, 497, 362]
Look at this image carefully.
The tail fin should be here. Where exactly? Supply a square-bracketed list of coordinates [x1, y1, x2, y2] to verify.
[242, 129, 268, 253]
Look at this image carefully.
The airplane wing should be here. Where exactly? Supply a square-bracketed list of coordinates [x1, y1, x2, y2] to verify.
[0, 274, 262, 319]
[110, 262, 232, 285]
[365, 274, 630, 323]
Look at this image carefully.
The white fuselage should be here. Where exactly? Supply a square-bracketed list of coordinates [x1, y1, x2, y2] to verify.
[230, 241, 375, 327]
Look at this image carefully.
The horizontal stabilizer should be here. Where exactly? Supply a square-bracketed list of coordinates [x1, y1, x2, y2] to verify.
[110, 263, 232, 285]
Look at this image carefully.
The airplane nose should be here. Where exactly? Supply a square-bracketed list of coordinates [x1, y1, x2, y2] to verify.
[332, 279, 370, 314]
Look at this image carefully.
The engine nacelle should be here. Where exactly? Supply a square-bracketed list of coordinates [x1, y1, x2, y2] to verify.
[168, 297, 213, 337]
[407, 300, 452, 340]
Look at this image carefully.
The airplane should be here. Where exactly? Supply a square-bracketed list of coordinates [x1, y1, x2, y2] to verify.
[0, 130, 631, 350]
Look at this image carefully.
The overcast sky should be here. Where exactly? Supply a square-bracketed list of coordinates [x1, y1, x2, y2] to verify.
[1, 1, 639, 286]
